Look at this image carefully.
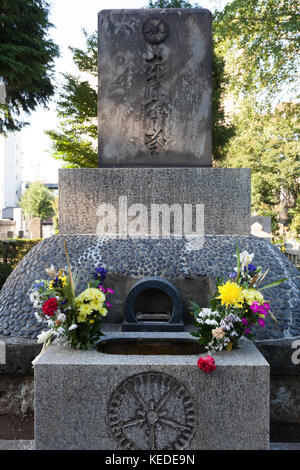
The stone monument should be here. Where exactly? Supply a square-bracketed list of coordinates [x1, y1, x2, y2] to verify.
[0, 7, 300, 450]
[98, 9, 212, 167]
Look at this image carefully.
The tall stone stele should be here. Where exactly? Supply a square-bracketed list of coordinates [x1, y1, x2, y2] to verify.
[98, 8, 212, 167]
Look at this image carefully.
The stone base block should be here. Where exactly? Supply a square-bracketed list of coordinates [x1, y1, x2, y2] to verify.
[59, 168, 251, 235]
[34, 336, 269, 450]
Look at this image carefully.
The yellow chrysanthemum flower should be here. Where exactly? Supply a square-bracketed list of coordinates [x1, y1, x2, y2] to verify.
[99, 307, 108, 317]
[217, 281, 244, 308]
[77, 303, 94, 322]
[89, 298, 103, 309]
[75, 288, 107, 322]
[77, 288, 105, 303]
[242, 288, 264, 306]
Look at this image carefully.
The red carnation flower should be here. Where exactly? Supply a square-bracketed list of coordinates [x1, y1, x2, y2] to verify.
[197, 355, 216, 373]
[42, 298, 58, 317]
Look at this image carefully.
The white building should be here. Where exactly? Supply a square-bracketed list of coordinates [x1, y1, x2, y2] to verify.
[0, 133, 23, 219]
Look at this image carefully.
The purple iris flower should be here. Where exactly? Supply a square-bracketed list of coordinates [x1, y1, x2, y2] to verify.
[94, 267, 107, 282]
[247, 263, 257, 273]
[34, 281, 45, 290]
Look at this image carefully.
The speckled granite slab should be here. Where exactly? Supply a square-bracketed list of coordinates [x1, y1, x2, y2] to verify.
[59, 168, 251, 235]
[34, 336, 269, 450]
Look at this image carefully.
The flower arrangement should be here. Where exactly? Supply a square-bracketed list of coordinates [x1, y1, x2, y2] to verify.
[30, 242, 114, 355]
[190, 244, 288, 368]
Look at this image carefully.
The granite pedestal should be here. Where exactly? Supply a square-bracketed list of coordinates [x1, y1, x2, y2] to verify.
[34, 335, 269, 450]
[59, 168, 251, 235]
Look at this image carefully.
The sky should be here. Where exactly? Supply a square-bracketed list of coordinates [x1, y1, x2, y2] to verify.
[20, 0, 228, 184]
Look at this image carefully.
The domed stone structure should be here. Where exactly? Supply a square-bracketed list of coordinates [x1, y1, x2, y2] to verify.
[0, 234, 299, 340]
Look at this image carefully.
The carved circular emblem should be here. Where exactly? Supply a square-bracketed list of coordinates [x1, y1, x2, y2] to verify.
[142, 17, 168, 44]
[107, 371, 196, 450]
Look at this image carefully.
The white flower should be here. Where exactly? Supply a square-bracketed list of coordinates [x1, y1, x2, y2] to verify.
[204, 319, 219, 326]
[30, 291, 40, 303]
[198, 308, 220, 319]
[45, 265, 57, 279]
[37, 330, 53, 344]
[34, 312, 43, 323]
[240, 250, 254, 268]
[69, 324, 78, 331]
[57, 313, 66, 323]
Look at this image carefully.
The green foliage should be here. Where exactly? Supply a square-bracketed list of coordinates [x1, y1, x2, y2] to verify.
[214, 0, 299, 234]
[0, 0, 59, 134]
[224, 100, 299, 229]
[212, 53, 235, 162]
[47, 31, 97, 168]
[70, 30, 98, 77]
[19, 182, 55, 220]
[289, 197, 300, 238]
[214, 0, 299, 100]
[0, 238, 40, 288]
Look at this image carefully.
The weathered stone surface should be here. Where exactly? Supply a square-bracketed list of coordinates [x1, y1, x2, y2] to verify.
[270, 376, 300, 425]
[0, 440, 34, 450]
[256, 337, 300, 376]
[98, 9, 212, 167]
[0, 235, 299, 340]
[59, 168, 251, 235]
[34, 337, 269, 450]
[0, 337, 41, 375]
[0, 375, 34, 417]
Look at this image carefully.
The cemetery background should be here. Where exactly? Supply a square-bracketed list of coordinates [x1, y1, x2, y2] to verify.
[0, 0, 299, 449]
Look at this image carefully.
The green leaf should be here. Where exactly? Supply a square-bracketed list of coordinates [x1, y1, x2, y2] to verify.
[269, 311, 278, 323]
[259, 278, 288, 290]
[236, 242, 241, 282]
[64, 239, 75, 301]
[189, 300, 200, 311]
[260, 276, 300, 291]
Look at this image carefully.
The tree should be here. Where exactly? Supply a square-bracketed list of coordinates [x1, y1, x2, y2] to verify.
[224, 101, 299, 231]
[19, 182, 55, 220]
[0, 0, 59, 134]
[214, 0, 299, 101]
[47, 31, 98, 168]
